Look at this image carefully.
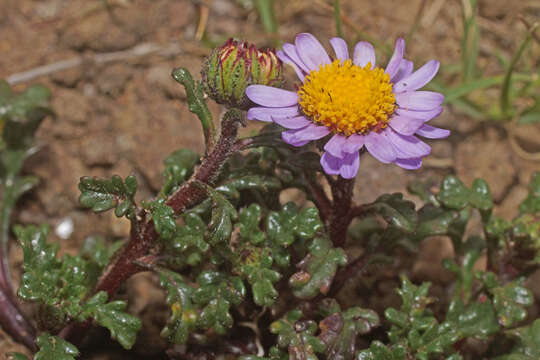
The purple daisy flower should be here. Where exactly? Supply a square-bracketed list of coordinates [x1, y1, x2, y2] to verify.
[245, 33, 450, 179]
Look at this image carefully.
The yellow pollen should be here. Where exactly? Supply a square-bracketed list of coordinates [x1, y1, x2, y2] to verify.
[298, 59, 396, 136]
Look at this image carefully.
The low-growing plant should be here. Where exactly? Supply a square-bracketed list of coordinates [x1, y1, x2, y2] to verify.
[1, 31, 539, 360]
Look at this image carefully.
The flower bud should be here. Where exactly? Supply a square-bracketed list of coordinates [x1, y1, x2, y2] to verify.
[201, 39, 283, 109]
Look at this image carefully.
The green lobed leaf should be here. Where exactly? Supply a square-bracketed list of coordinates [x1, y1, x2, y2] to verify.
[149, 199, 177, 240]
[78, 175, 137, 217]
[438, 176, 493, 212]
[486, 213, 540, 265]
[0, 81, 52, 149]
[80, 235, 123, 270]
[192, 271, 245, 334]
[270, 309, 326, 360]
[494, 319, 540, 359]
[446, 299, 500, 339]
[479, 272, 533, 328]
[289, 237, 347, 299]
[238, 204, 265, 244]
[15, 224, 61, 304]
[356, 341, 407, 360]
[415, 205, 461, 238]
[206, 186, 238, 244]
[407, 178, 440, 205]
[161, 149, 199, 196]
[319, 307, 380, 360]
[158, 269, 198, 344]
[34, 333, 79, 360]
[171, 68, 214, 146]
[385, 277, 436, 344]
[409, 320, 460, 360]
[15, 225, 129, 334]
[79, 291, 142, 350]
[381, 277, 462, 359]
[266, 202, 323, 247]
[165, 212, 209, 267]
[443, 250, 481, 304]
[365, 193, 418, 233]
[519, 172, 540, 214]
[216, 175, 281, 201]
[236, 245, 281, 306]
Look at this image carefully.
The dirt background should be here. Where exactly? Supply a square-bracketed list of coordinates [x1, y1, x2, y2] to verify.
[0, 0, 539, 358]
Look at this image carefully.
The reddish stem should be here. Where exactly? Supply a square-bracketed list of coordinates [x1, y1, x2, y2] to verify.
[96, 110, 240, 297]
[305, 176, 332, 223]
[62, 110, 242, 342]
[329, 177, 355, 247]
[328, 254, 368, 297]
[0, 287, 37, 352]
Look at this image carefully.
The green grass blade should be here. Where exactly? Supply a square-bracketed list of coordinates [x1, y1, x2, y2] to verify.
[461, 0, 479, 82]
[253, 0, 278, 35]
[334, 0, 344, 38]
[500, 23, 538, 119]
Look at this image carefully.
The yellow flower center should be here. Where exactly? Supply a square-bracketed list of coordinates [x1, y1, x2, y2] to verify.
[298, 59, 396, 136]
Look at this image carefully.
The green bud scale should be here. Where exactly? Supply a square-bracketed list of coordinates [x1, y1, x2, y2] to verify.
[201, 39, 283, 110]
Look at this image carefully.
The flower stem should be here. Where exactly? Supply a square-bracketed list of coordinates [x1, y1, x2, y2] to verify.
[62, 109, 243, 343]
[96, 109, 242, 297]
[329, 176, 355, 247]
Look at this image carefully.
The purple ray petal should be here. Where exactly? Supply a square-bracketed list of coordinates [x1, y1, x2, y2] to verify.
[392, 59, 414, 83]
[385, 38, 405, 80]
[389, 114, 425, 135]
[353, 41, 376, 68]
[320, 152, 342, 175]
[365, 131, 396, 163]
[282, 43, 310, 73]
[324, 133, 347, 157]
[394, 60, 440, 92]
[342, 134, 365, 153]
[415, 124, 450, 139]
[330, 37, 349, 61]
[282, 129, 311, 147]
[386, 129, 431, 158]
[295, 33, 331, 71]
[273, 115, 312, 129]
[247, 105, 299, 122]
[277, 50, 306, 81]
[395, 157, 423, 170]
[395, 107, 443, 122]
[339, 152, 360, 179]
[246, 85, 299, 107]
[282, 123, 330, 147]
[395, 91, 444, 111]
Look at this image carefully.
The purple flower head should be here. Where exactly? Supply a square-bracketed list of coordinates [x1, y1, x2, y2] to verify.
[245, 33, 450, 179]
